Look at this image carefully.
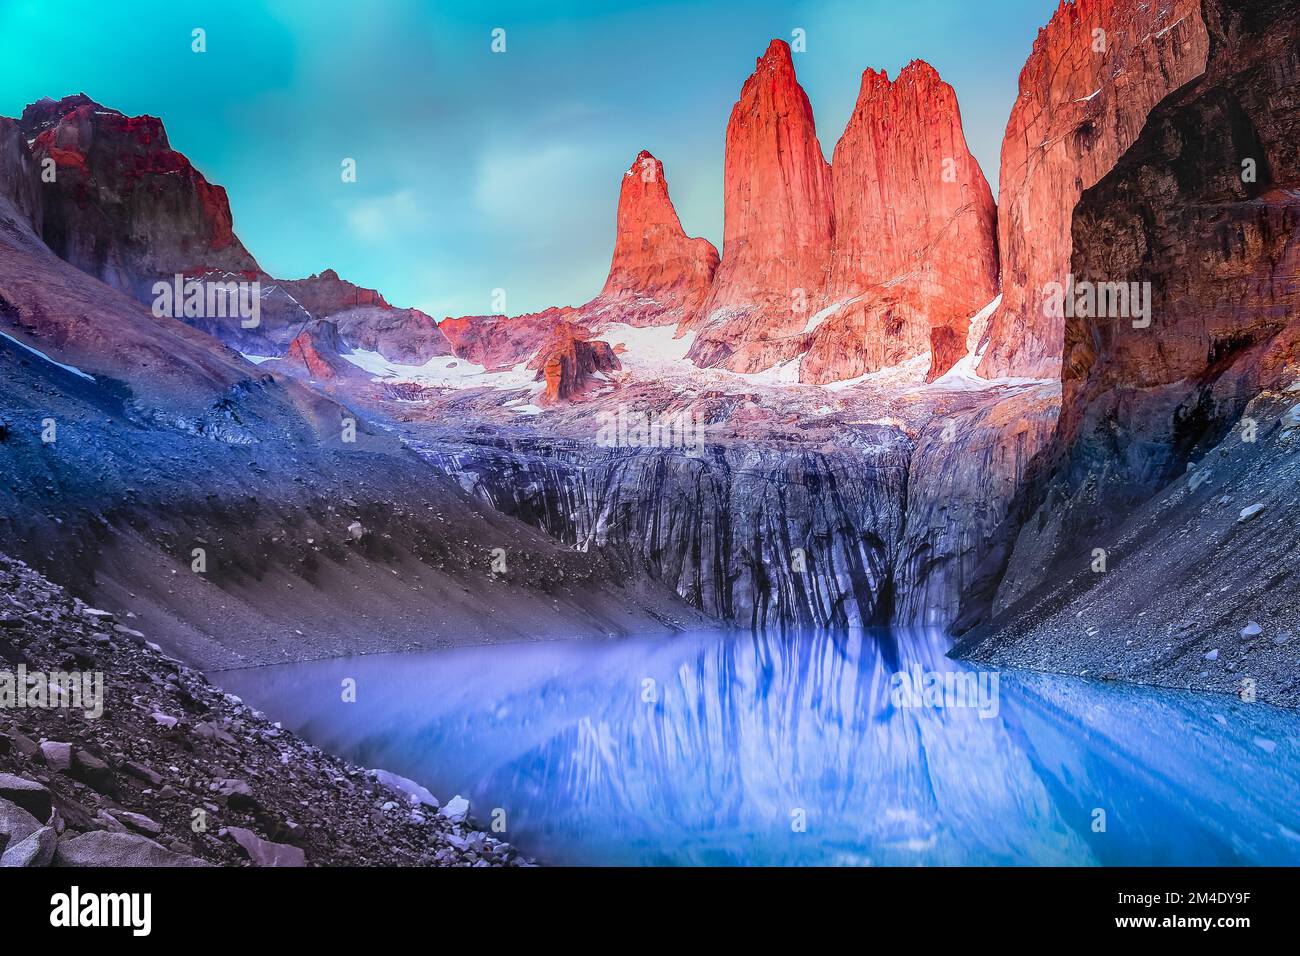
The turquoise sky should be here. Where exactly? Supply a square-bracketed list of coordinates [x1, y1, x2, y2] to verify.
[0, 0, 1057, 318]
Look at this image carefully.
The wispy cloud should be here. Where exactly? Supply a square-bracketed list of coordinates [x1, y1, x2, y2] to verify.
[344, 189, 428, 243]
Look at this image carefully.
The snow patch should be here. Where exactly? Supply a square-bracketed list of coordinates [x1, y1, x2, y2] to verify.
[801, 298, 856, 335]
[596, 322, 697, 374]
[1155, 17, 1186, 39]
[0, 330, 95, 382]
[825, 354, 930, 392]
[342, 349, 536, 390]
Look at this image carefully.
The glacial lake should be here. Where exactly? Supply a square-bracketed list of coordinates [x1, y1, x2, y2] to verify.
[216, 628, 1300, 866]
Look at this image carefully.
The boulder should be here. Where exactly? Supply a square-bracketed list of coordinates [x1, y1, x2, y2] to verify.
[226, 826, 306, 867]
[439, 794, 470, 823]
[0, 796, 42, 853]
[0, 773, 52, 821]
[53, 830, 208, 867]
[71, 749, 118, 796]
[40, 740, 72, 771]
[109, 810, 163, 837]
[0, 825, 56, 867]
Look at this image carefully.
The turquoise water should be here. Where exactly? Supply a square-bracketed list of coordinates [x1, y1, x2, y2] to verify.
[216, 629, 1300, 866]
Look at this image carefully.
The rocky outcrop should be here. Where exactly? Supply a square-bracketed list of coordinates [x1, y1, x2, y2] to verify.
[280, 270, 453, 364]
[686, 40, 834, 372]
[956, 0, 1300, 705]
[4, 97, 452, 363]
[19, 94, 261, 300]
[436, 49, 995, 388]
[270, 320, 359, 381]
[278, 268, 389, 315]
[977, 0, 1209, 380]
[808, 62, 998, 384]
[583, 151, 719, 329]
[672, 45, 997, 385]
[440, 307, 581, 370]
[798, 288, 928, 385]
[535, 331, 620, 404]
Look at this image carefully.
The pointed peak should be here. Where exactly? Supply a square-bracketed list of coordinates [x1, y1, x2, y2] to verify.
[859, 66, 892, 89]
[899, 58, 941, 81]
[757, 38, 794, 71]
[19, 93, 117, 132]
[859, 60, 944, 95]
[624, 150, 665, 182]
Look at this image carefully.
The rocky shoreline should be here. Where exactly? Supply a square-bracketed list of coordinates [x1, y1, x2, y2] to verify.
[0, 554, 531, 867]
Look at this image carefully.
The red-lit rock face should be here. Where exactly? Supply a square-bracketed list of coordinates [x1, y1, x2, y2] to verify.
[674, 44, 996, 385]
[977, 0, 1209, 380]
[19, 94, 260, 298]
[814, 61, 999, 384]
[0, 117, 42, 237]
[686, 39, 834, 372]
[1058, 0, 1300, 471]
[535, 328, 621, 404]
[278, 320, 356, 381]
[440, 307, 583, 371]
[279, 269, 389, 315]
[583, 150, 718, 329]
[798, 288, 931, 386]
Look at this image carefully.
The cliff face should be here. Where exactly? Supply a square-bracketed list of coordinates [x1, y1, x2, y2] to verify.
[408, 366, 1057, 632]
[957, 0, 1300, 705]
[808, 62, 998, 385]
[895, 384, 1061, 625]
[0, 117, 42, 241]
[416, 434, 910, 629]
[19, 94, 261, 299]
[1059, 0, 1300, 464]
[686, 40, 835, 372]
[584, 151, 719, 329]
[978, 0, 1209, 380]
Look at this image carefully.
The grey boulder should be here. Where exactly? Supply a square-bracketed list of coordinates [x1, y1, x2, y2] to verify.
[0, 774, 52, 822]
[226, 826, 306, 867]
[53, 830, 208, 867]
[0, 825, 57, 867]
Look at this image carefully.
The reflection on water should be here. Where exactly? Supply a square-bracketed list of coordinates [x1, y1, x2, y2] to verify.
[217, 629, 1300, 866]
